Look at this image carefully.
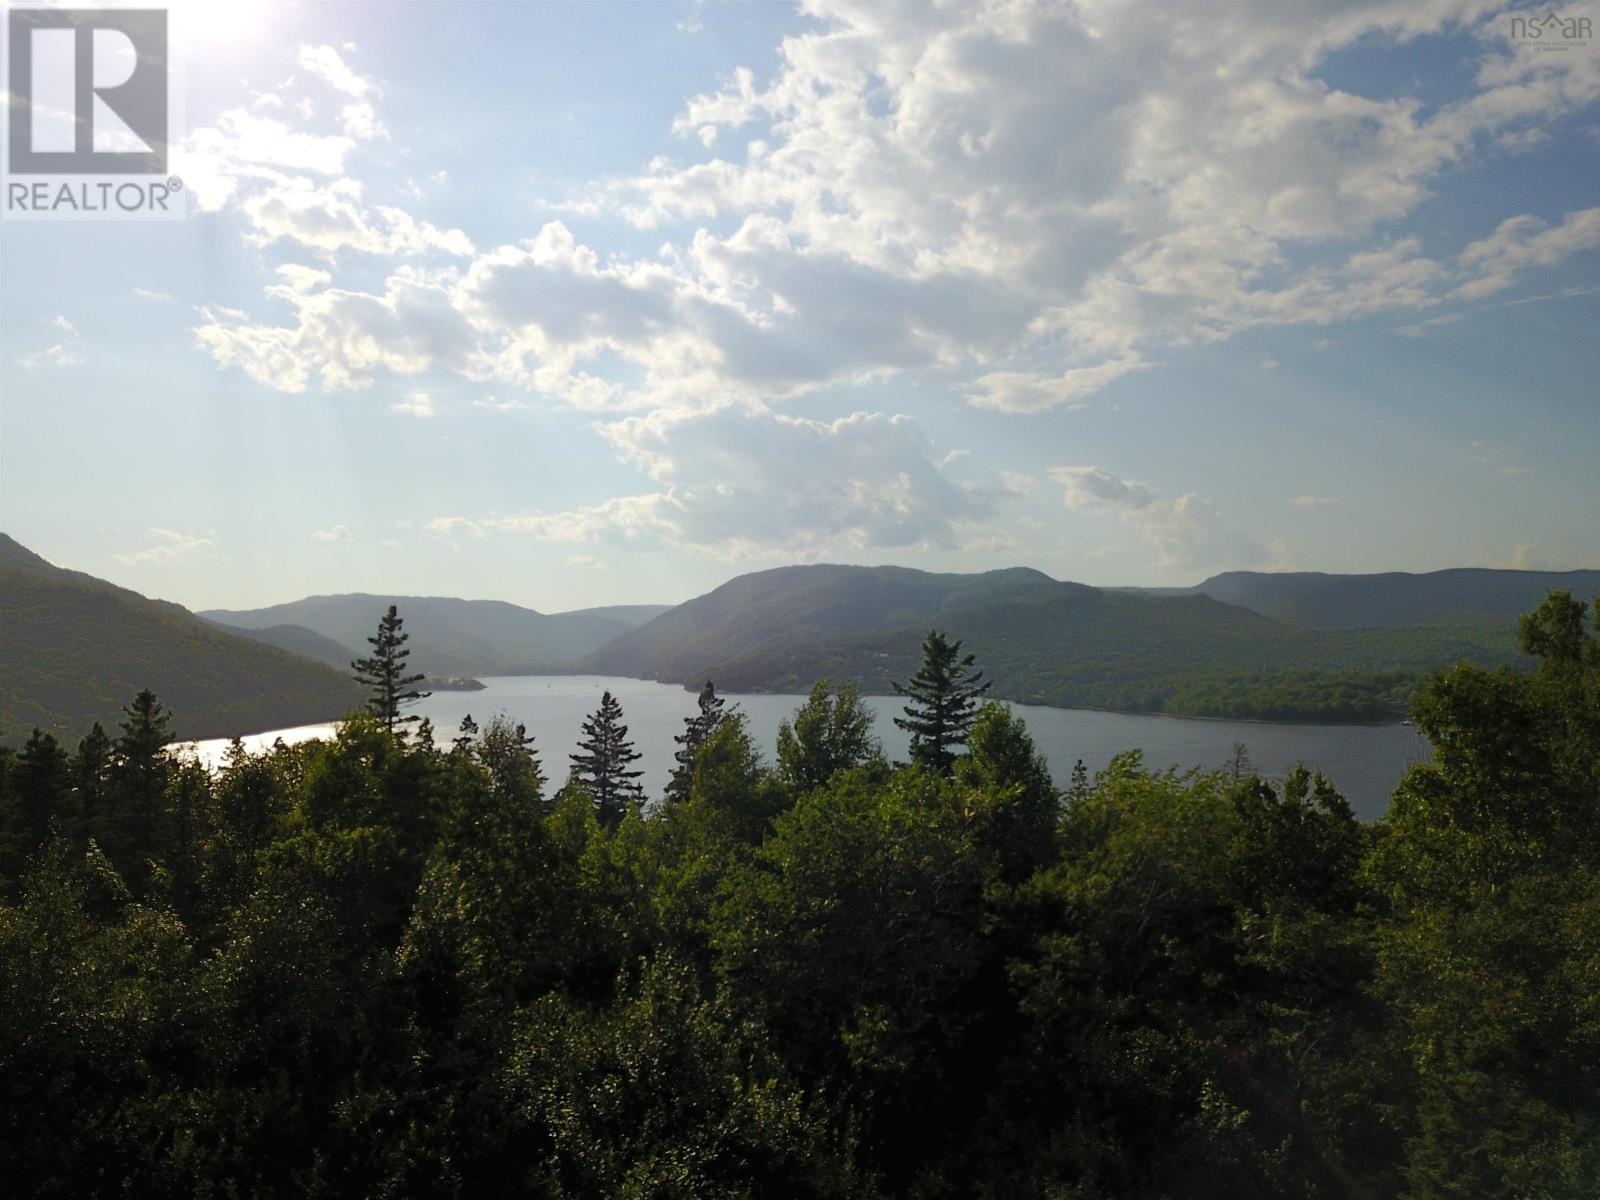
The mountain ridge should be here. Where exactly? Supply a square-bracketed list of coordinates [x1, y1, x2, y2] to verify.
[578, 562, 1528, 722]
[1171, 567, 1600, 629]
[201, 593, 669, 676]
[0, 533, 363, 743]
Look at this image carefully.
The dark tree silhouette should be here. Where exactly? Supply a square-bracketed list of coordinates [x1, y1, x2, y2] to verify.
[666, 680, 727, 803]
[72, 722, 112, 848]
[352, 605, 429, 736]
[570, 690, 644, 829]
[893, 629, 990, 776]
[108, 689, 174, 889]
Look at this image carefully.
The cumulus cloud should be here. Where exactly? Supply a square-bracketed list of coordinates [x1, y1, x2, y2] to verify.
[1050, 466, 1159, 511]
[114, 528, 216, 565]
[967, 354, 1153, 413]
[19, 344, 83, 369]
[192, 8, 1600, 418]
[311, 524, 353, 542]
[1051, 465, 1268, 572]
[297, 44, 372, 98]
[430, 403, 991, 558]
[194, 265, 476, 393]
[391, 391, 436, 418]
[240, 177, 472, 258]
[1453, 208, 1600, 299]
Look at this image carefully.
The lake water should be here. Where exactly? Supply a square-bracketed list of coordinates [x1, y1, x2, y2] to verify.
[184, 675, 1430, 820]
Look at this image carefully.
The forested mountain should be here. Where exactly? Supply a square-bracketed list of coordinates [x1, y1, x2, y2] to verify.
[1175, 567, 1600, 629]
[201, 594, 665, 675]
[580, 564, 1522, 722]
[198, 619, 360, 670]
[0, 534, 361, 742]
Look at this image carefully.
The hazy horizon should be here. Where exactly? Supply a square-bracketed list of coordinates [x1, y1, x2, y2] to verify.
[11, 529, 1600, 618]
[5, 1, 1599, 611]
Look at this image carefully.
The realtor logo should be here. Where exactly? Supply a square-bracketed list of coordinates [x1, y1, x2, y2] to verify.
[7, 7, 168, 174]
[4, 6, 183, 219]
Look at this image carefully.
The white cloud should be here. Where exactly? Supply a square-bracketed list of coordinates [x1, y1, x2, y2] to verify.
[431, 403, 992, 558]
[1050, 466, 1159, 511]
[565, 554, 608, 571]
[999, 471, 1037, 496]
[967, 354, 1153, 414]
[1289, 495, 1340, 508]
[50, 315, 78, 337]
[114, 528, 216, 566]
[1453, 207, 1600, 299]
[194, 265, 476, 393]
[19, 344, 83, 369]
[391, 390, 436, 418]
[311, 523, 353, 542]
[133, 287, 176, 302]
[192, 12, 1600, 420]
[297, 44, 373, 98]
[1051, 465, 1268, 571]
[239, 176, 473, 258]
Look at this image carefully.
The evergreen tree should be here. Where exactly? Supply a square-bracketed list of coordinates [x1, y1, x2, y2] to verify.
[893, 629, 990, 776]
[570, 691, 644, 829]
[71, 723, 113, 848]
[351, 604, 430, 736]
[1067, 758, 1090, 806]
[666, 681, 727, 803]
[3, 730, 70, 873]
[108, 689, 173, 889]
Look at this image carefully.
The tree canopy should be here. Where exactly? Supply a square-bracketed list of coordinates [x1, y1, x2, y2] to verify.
[1, 590, 1596, 1198]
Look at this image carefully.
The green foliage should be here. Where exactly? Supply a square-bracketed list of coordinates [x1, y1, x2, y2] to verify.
[569, 689, 645, 829]
[0, 588, 1591, 1196]
[1366, 589, 1600, 1199]
[777, 679, 884, 791]
[893, 629, 991, 775]
[350, 603, 430, 735]
[666, 679, 727, 803]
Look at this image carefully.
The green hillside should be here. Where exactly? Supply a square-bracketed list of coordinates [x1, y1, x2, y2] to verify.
[198, 618, 359, 670]
[0, 534, 363, 743]
[201, 594, 659, 675]
[1184, 567, 1600, 628]
[580, 564, 1523, 722]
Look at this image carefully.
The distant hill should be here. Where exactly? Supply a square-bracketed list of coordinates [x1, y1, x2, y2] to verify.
[579, 564, 1523, 723]
[199, 618, 358, 670]
[0, 534, 363, 743]
[201, 594, 665, 675]
[572, 603, 675, 628]
[1179, 568, 1600, 629]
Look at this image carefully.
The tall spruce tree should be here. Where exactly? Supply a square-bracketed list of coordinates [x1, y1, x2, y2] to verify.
[72, 722, 113, 849]
[570, 690, 645, 829]
[5, 730, 69, 869]
[893, 629, 990, 776]
[351, 604, 430, 736]
[666, 680, 727, 803]
[108, 689, 173, 889]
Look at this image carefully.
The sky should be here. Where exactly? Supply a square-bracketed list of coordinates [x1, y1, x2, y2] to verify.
[2, 0, 1598, 613]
